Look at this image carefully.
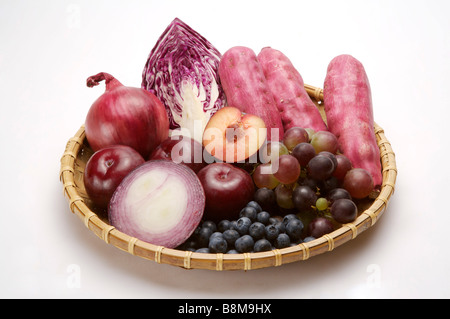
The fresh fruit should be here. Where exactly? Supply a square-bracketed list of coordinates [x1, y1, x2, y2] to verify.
[273, 154, 301, 185]
[310, 131, 339, 154]
[274, 184, 295, 209]
[292, 185, 317, 212]
[274, 233, 291, 249]
[282, 127, 309, 151]
[342, 168, 374, 199]
[327, 188, 352, 205]
[249, 222, 266, 240]
[83, 145, 145, 209]
[235, 235, 255, 253]
[315, 197, 329, 211]
[208, 234, 228, 253]
[108, 160, 205, 249]
[333, 154, 353, 181]
[235, 216, 252, 235]
[285, 218, 304, 241]
[330, 198, 358, 223]
[307, 154, 336, 181]
[256, 211, 270, 225]
[202, 106, 267, 163]
[308, 217, 334, 238]
[259, 141, 289, 164]
[246, 200, 263, 213]
[252, 163, 280, 189]
[254, 239, 272, 252]
[264, 224, 280, 241]
[223, 229, 240, 247]
[149, 135, 206, 173]
[197, 162, 255, 221]
[239, 206, 258, 221]
[292, 142, 316, 167]
[253, 187, 277, 213]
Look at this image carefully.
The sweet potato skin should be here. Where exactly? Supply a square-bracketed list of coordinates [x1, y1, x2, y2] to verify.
[257, 47, 328, 133]
[323, 54, 382, 187]
[218, 46, 284, 141]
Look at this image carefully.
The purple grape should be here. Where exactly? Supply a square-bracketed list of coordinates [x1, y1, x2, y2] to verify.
[330, 198, 358, 223]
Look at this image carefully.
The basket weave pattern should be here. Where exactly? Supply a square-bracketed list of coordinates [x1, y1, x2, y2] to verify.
[59, 85, 397, 271]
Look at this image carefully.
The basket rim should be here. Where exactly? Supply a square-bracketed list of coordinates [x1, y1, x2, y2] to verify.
[59, 84, 397, 271]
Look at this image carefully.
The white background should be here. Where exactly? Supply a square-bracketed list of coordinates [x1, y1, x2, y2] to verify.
[1, 0, 449, 299]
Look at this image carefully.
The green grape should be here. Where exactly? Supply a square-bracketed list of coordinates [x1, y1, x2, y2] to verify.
[273, 154, 301, 185]
[283, 127, 309, 151]
[252, 163, 280, 189]
[315, 197, 329, 211]
[259, 141, 289, 164]
[310, 131, 339, 154]
[275, 184, 295, 209]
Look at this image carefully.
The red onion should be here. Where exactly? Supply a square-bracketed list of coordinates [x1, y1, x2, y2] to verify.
[85, 72, 169, 158]
[109, 160, 205, 248]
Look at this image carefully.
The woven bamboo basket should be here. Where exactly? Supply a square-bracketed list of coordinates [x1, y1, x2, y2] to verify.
[59, 84, 397, 271]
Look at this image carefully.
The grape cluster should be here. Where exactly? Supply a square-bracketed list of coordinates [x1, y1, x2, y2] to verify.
[250, 127, 373, 239]
[178, 127, 374, 253]
[178, 201, 309, 254]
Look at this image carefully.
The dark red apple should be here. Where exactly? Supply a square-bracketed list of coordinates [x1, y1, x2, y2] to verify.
[202, 106, 267, 163]
[84, 145, 145, 209]
[149, 135, 206, 173]
[197, 163, 255, 222]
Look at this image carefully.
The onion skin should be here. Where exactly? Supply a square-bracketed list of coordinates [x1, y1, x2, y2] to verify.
[85, 72, 169, 158]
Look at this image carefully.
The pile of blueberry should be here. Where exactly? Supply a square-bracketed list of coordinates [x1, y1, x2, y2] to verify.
[178, 201, 316, 254]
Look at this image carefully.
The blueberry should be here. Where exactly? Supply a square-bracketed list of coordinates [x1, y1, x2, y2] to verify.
[303, 236, 316, 243]
[254, 239, 272, 252]
[239, 206, 257, 221]
[183, 239, 197, 250]
[234, 235, 254, 253]
[210, 231, 223, 241]
[246, 201, 262, 213]
[249, 222, 266, 240]
[202, 220, 217, 232]
[226, 249, 239, 254]
[218, 219, 232, 232]
[235, 216, 252, 235]
[209, 236, 228, 253]
[223, 229, 240, 246]
[274, 233, 291, 249]
[285, 219, 304, 241]
[256, 211, 271, 225]
[196, 247, 210, 253]
[282, 214, 299, 226]
[269, 217, 280, 225]
[274, 221, 286, 234]
[265, 224, 280, 241]
[197, 227, 213, 247]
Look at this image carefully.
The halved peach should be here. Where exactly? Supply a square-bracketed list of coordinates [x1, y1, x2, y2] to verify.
[202, 106, 267, 163]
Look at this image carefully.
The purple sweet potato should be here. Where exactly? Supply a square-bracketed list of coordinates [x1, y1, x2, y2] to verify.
[257, 47, 328, 133]
[218, 46, 284, 141]
[323, 54, 382, 188]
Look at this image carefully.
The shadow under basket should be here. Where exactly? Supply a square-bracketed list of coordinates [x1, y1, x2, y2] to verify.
[59, 84, 397, 271]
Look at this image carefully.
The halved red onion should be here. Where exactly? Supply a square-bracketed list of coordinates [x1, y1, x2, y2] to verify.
[108, 160, 205, 248]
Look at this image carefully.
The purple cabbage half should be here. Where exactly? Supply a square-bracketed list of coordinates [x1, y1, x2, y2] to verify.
[142, 18, 226, 143]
